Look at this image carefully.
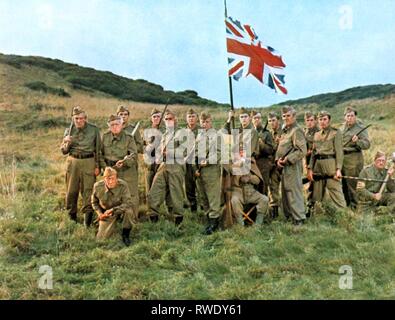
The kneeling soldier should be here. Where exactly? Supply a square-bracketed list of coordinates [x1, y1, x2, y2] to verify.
[357, 151, 395, 214]
[91, 167, 135, 246]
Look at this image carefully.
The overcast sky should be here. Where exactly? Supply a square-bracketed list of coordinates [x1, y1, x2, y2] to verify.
[1, 0, 394, 107]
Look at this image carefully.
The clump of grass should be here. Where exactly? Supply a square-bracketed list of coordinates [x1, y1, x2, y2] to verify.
[25, 81, 71, 98]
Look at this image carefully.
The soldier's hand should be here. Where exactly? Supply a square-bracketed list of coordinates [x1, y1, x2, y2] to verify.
[200, 160, 207, 167]
[227, 110, 235, 123]
[240, 175, 250, 184]
[63, 135, 72, 144]
[277, 158, 286, 168]
[94, 167, 100, 176]
[388, 167, 394, 177]
[307, 169, 314, 181]
[334, 169, 342, 181]
[351, 135, 359, 143]
[115, 160, 124, 168]
[373, 193, 382, 201]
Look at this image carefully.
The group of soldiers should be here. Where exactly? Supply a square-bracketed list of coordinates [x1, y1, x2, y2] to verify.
[60, 104, 395, 246]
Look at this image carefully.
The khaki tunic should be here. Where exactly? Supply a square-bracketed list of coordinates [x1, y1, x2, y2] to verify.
[340, 121, 371, 208]
[61, 122, 101, 223]
[99, 130, 138, 215]
[268, 127, 282, 207]
[185, 125, 200, 209]
[275, 122, 307, 221]
[309, 127, 346, 209]
[255, 125, 274, 195]
[357, 164, 395, 214]
[91, 179, 135, 239]
[223, 122, 260, 157]
[304, 126, 320, 206]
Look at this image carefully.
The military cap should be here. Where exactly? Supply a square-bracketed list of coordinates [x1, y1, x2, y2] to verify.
[164, 109, 176, 117]
[281, 105, 296, 114]
[238, 107, 249, 116]
[304, 111, 317, 119]
[200, 112, 211, 121]
[317, 110, 331, 119]
[116, 105, 129, 114]
[151, 108, 161, 116]
[186, 108, 197, 115]
[267, 111, 280, 119]
[72, 106, 85, 116]
[374, 150, 386, 160]
[107, 114, 122, 123]
[250, 110, 262, 118]
[103, 167, 118, 178]
[344, 106, 357, 116]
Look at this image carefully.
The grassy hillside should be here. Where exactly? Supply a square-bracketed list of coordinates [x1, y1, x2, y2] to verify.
[0, 55, 395, 299]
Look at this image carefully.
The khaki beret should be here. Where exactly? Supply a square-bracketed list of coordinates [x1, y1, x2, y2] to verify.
[239, 107, 249, 116]
[268, 111, 280, 119]
[107, 114, 122, 123]
[72, 106, 85, 116]
[317, 110, 331, 119]
[304, 111, 316, 119]
[164, 109, 176, 117]
[103, 167, 118, 178]
[116, 105, 129, 114]
[200, 112, 211, 121]
[281, 105, 296, 114]
[374, 150, 386, 160]
[344, 106, 357, 116]
[186, 108, 197, 115]
[250, 110, 262, 118]
[151, 108, 161, 116]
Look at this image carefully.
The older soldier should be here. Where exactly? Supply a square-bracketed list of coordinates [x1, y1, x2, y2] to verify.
[251, 110, 274, 196]
[99, 114, 138, 217]
[357, 151, 395, 214]
[60, 106, 101, 226]
[147, 109, 186, 225]
[230, 151, 269, 225]
[307, 111, 346, 212]
[340, 106, 371, 210]
[185, 108, 200, 212]
[276, 106, 307, 225]
[196, 112, 222, 234]
[304, 111, 320, 215]
[91, 167, 134, 246]
[267, 111, 282, 219]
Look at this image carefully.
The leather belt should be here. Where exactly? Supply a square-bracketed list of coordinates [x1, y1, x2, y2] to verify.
[315, 154, 335, 160]
[70, 153, 94, 159]
[344, 150, 361, 155]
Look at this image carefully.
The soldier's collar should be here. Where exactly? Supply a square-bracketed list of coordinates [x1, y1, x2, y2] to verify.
[111, 132, 123, 141]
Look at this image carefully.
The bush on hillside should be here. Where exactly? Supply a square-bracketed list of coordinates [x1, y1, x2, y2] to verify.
[24, 81, 71, 98]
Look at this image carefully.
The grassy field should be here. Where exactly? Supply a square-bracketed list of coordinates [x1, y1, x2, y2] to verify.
[1, 61, 395, 299]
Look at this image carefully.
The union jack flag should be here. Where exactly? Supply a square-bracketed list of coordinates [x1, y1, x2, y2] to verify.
[225, 16, 288, 95]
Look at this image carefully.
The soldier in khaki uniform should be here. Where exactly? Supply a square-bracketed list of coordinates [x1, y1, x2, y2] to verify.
[340, 107, 371, 210]
[307, 111, 346, 211]
[91, 167, 135, 246]
[275, 106, 307, 225]
[251, 110, 274, 196]
[304, 111, 320, 215]
[147, 110, 186, 225]
[267, 112, 282, 218]
[195, 112, 223, 234]
[357, 151, 395, 214]
[61, 106, 101, 226]
[230, 152, 269, 225]
[185, 108, 200, 212]
[99, 115, 138, 217]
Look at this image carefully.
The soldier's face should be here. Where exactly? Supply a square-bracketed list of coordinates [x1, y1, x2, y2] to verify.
[164, 115, 175, 128]
[73, 114, 87, 129]
[239, 114, 250, 127]
[187, 114, 198, 127]
[282, 112, 295, 127]
[345, 112, 356, 126]
[268, 117, 279, 130]
[374, 156, 386, 170]
[151, 113, 161, 127]
[305, 116, 316, 129]
[118, 112, 129, 124]
[252, 115, 262, 127]
[104, 175, 118, 189]
[318, 116, 330, 129]
[109, 120, 123, 135]
[200, 118, 212, 130]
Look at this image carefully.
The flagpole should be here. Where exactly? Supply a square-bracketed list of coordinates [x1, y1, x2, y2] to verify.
[224, 0, 235, 130]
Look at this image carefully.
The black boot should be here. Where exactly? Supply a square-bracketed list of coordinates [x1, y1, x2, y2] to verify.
[306, 203, 314, 218]
[203, 218, 219, 235]
[270, 206, 279, 219]
[84, 211, 93, 228]
[122, 228, 132, 246]
[175, 215, 184, 226]
[150, 214, 159, 223]
[191, 203, 198, 213]
[69, 212, 77, 223]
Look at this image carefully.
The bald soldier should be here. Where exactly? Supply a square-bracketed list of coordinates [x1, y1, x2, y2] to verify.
[60, 106, 101, 226]
[307, 111, 346, 212]
[195, 112, 223, 234]
[99, 114, 138, 217]
[276, 106, 307, 225]
[185, 108, 200, 212]
[91, 167, 135, 246]
[340, 106, 371, 210]
[147, 109, 186, 225]
[267, 111, 282, 219]
[251, 110, 274, 196]
[357, 151, 395, 215]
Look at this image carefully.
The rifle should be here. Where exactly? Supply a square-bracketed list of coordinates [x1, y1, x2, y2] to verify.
[276, 146, 294, 174]
[343, 124, 371, 147]
[63, 107, 75, 150]
[131, 121, 140, 137]
[378, 153, 395, 196]
[302, 174, 388, 185]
